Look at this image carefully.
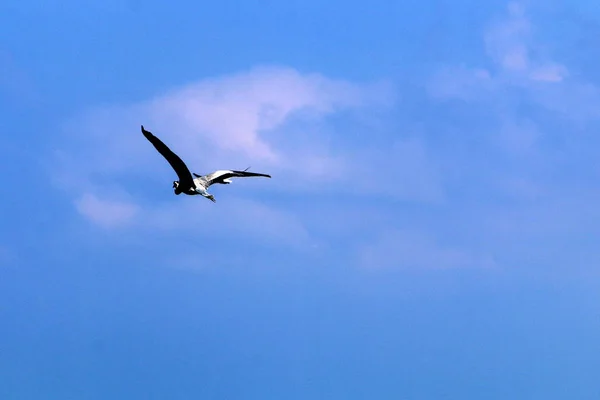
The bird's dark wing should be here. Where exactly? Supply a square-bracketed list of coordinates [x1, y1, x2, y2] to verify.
[141, 125, 194, 188]
[203, 169, 271, 186]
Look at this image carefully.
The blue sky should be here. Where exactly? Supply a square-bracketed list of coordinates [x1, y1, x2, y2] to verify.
[2, 0, 600, 398]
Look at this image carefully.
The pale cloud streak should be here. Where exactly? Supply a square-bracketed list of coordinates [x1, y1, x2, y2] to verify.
[483, 2, 568, 82]
[428, 2, 572, 101]
[426, 1, 599, 167]
[151, 66, 384, 164]
[57, 66, 393, 186]
[45, 2, 600, 273]
[54, 65, 397, 246]
[414, 1, 600, 272]
[428, 1, 600, 122]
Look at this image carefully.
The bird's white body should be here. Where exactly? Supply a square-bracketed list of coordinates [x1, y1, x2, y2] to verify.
[194, 170, 234, 188]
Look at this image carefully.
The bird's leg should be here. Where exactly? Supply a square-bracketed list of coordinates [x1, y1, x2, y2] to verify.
[200, 191, 216, 202]
[194, 187, 216, 202]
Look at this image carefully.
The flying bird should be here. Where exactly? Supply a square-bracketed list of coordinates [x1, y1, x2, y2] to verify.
[141, 125, 271, 202]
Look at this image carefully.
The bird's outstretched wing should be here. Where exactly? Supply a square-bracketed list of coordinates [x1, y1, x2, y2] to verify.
[195, 169, 271, 187]
[141, 125, 195, 189]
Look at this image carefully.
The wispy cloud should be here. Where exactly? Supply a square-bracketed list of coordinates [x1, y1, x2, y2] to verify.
[431, 3, 558, 90]
[419, 2, 600, 272]
[53, 65, 395, 246]
[425, 1, 600, 180]
[50, 4, 600, 272]
[56, 66, 393, 185]
[483, 2, 568, 82]
[428, 1, 598, 123]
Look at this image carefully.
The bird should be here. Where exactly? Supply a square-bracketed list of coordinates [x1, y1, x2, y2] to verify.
[141, 125, 271, 202]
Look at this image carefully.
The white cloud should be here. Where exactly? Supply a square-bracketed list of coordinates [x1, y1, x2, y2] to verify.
[401, 2, 600, 272]
[46, 5, 596, 272]
[57, 66, 392, 186]
[54, 65, 402, 246]
[429, 2, 571, 100]
[56, 65, 393, 188]
[484, 2, 531, 73]
[483, 1, 568, 82]
[426, 1, 600, 166]
[151, 66, 384, 163]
